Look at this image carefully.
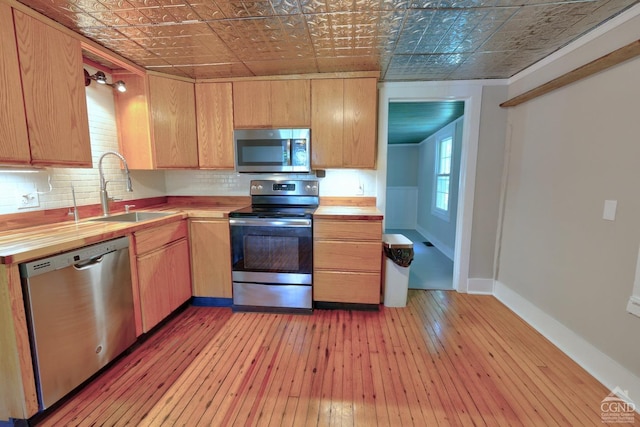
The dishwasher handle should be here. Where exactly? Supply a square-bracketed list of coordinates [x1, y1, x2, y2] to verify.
[73, 255, 105, 270]
[19, 237, 130, 279]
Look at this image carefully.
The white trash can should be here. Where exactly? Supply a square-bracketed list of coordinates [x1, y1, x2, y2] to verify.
[382, 234, 414, 307]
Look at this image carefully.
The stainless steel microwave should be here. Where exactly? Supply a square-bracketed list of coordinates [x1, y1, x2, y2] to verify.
[234, 128, 310, 173]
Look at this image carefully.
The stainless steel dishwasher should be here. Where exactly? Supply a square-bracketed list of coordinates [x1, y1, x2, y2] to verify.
[20, 236, 136, 410]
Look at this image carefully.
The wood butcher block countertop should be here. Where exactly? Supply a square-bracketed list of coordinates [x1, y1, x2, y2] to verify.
[0, 205, 244, 266]
[0, 196, 382, 265]
[314, 205, 383, 220]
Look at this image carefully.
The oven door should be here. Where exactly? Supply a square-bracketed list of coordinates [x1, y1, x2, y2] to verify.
[229, 217, 313, 309]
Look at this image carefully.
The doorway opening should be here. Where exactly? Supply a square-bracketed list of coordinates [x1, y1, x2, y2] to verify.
[376, 81, 484, 293]
[385, 101, 464, 290]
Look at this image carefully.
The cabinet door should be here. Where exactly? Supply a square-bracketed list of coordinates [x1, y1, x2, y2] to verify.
[196, 82, 234, 169]
[271, 80, 310, 127]
[233, 81, 271, 128]
[190, 219, 232, 298]
[0, 4, 30, 165]
[137, 247, 172, 332]
[113, 71, 154, 170]
[148, 75, 198, 168]
[343, 78, 377, 168]
[137, 238, 191, 332]
[14, 10, 91, 167]
[166, 239, 192, 311]
[311, 79, 344, 168]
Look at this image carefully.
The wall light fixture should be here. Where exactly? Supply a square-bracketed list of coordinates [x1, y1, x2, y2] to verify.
[84, 69, 127, 93]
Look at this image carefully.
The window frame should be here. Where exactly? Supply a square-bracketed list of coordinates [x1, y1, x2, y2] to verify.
[431, 129, 454, 222]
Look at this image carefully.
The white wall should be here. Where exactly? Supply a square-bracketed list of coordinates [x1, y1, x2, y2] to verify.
[385, 144, 419, 228]
[386, 145, 419, 187]
[496, 3, 640, 396]
[469, 85, 508, 280]
[0, 66, 165, 215]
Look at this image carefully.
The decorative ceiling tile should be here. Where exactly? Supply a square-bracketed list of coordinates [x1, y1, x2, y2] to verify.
[16, 0, 640, 80]
[186, 2, 225, 20]
[183, 62, 255, 78]
[244, 57, 319, 75]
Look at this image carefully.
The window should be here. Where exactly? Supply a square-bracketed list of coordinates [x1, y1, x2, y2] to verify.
[433, 134, 453, 220]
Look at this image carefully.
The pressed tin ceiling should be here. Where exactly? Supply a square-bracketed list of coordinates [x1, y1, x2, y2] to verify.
[15, 0, 640, 81]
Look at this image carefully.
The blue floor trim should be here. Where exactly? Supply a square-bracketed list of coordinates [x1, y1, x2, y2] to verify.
[192, 297, 233, 307]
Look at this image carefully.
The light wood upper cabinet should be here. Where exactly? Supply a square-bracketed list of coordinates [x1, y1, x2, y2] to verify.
[270, 80, 310, 127]
[0, 4, 30, 165]
[233, 81, 271, 128]
[190, 219, 232, 298]
[148, 75, 198, 168]
[113, 71, 154, 170]
[343, 78, 377, 167]
[311, 79, 344, 167]
[233, 79, 310, 128]
[311, 78, 377, 169]
[195, 82, 234, 169]
[13, 9, 92, 167]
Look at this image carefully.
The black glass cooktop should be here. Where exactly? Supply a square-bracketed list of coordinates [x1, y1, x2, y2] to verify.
[229, 205, 317, 218]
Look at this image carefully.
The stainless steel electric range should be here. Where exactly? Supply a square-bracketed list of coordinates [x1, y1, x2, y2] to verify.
[229, 179, 319, 312]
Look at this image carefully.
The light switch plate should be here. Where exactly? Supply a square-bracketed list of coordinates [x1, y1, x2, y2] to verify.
[17, 186, 40, 209]
[603, 200, 617, 221]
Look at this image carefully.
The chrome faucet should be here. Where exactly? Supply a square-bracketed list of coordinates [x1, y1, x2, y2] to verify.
[98, 151, 133, 216]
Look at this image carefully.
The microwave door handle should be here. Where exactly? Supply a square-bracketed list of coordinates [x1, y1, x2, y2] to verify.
[286, 139, 292, 166]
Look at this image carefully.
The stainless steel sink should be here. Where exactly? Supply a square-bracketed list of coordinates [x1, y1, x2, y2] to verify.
[90, 211, 174, 223]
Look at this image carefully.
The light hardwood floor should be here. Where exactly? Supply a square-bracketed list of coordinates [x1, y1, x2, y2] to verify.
[35, 290, 639, 426]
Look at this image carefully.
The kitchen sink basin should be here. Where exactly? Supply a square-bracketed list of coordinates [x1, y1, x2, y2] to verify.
[91, 211, 175, 223]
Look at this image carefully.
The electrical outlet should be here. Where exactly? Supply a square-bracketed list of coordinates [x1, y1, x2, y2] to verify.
[356, 180, 364, 196]
[17, 188, 40, 209]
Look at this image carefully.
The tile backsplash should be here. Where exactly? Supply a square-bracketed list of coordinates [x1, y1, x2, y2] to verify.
[163, 169, 377, 198]
[0, 67, 376, 216]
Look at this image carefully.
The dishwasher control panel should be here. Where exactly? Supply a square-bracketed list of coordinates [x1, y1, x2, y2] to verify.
[19, 237, 130, 278]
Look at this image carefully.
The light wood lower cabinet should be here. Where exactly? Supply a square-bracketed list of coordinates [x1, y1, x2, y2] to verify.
[313, 218, 382, 305]
[189, 219, 232, 298]
[134, 220, 191, 333]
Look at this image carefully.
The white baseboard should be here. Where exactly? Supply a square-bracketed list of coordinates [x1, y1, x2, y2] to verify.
[415, 225, 454, 261]
[494, 281, 640, 409]
[467, 278, 494, 294]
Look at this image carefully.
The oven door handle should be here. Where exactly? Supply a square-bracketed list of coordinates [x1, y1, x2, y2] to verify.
[229, 218, 312, 227]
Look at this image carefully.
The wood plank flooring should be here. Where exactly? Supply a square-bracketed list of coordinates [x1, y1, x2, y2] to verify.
[34, 290, 639, 426]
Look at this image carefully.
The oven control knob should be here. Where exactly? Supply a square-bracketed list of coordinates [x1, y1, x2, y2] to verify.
[257, 185, 263, 190]
[312, 185, 318, 191]
[305, 184, 311, 191]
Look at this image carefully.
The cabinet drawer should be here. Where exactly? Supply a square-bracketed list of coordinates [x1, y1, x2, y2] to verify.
[314, 240, 381, 271]
[314, 219, 381, 241]
[135, 220, 188, 254]
[314, 271, 380, 304]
